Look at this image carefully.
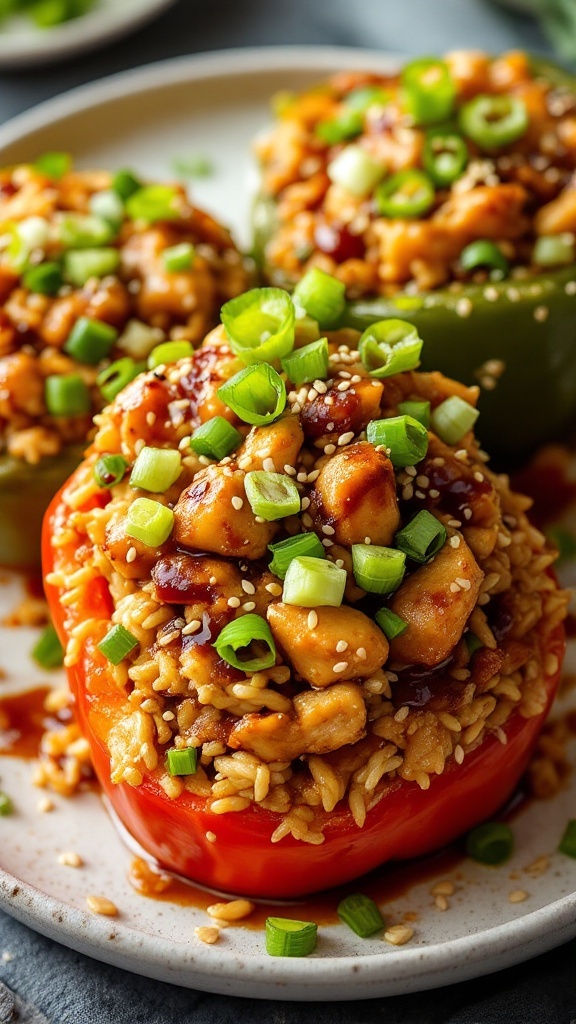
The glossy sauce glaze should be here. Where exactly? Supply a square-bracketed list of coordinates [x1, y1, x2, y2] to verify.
[0, 686, 57, 758]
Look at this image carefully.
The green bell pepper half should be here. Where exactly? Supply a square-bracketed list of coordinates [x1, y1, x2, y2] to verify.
[0, 443, 84, 568]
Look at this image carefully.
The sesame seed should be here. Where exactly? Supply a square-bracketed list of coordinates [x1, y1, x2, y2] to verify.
[363, 536, 371, 545]
[297, 471, 308, 482]
[449, 536, 461, 548]
[158, 629, 180, 647]
[145, 411, 156, 426]
[221, 456, 232, 465]
[255, 515, 266, 524]
[302, 512, 313, 527]
[209, 575, 218, 584]
[415, 490, 426, 499]
[301, 496, 311, 510]
[263, 457, 275, 472]
[432, 880, 455, 896]
[314, 380, 327, 394]
[182, 619, 202, 635]
[416, 475, 429, 487]
[37, 797, 54, 813]
[284, 464, 297, 476]
[86, 896, 118, 917]
[405, 465, 417, 477]
[307, 469, 320, 482]
[449, 582, 461, 593]
[322, 524, 335, 535]
[227, 597, 241, 608]
[242, 601, 256, 612]
[324, 443, 336, 455]
[238, 456, 252, 470]
[534, 305, 549, 323]
[322, 538, 334, 548]
[195, 926, 220, 945]
[456, 297, 473, 318]
[455, 449, 467, 460]
[394, 706, 409, 722]
[454, 744, 464, 764]
[324, 395, 335, 406]
[333, 661, 348, 674]
[335, 559, 344, 568]
[162, 710, 175, 721]
[206, 831, 217, 843]
[463, 508, 473, 520]
[350, 374, 362, 384]
[337, 381, 351, 392]
[231, 496, 244, 510]
[447, 518, 461, 528]
[429, 488, 440, 498]
[265, 582, 283, 597]
[338, 370, 352, 379]
[402, 484, 414, 500]
[336, 640, 348, 653]
[338, 431, 355, 446]
[356, 647, 367, 660]
[126, 546, 137, 564]
[435, 894, 449, 912]
[384, 924, 414, 946]
[241, 579, 256, 595]
[198, 455, 211, 466]
[326, 421, 335, 432]
[455, 577, 471, 590]
[307, 610, 319, 629]
[291, 402, 301, 414]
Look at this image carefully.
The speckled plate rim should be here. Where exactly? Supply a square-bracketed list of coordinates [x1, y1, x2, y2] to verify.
[0, 47, 575, 1000]
[2, 861, 576, 1000]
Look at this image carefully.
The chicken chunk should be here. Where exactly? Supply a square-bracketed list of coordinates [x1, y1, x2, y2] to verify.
[236, 415, 304, 472]
[228, 682, 366, 762]
[267, 603, 388, 687]
[389, 537, 484, 667]
[310, 441, 400, 546]
[0, 351, 44, 418]
[151, 552, 242, 624]
[103, 508, 168, 579]
[535, 186, 576, 236]
[173, 465, 278, 559]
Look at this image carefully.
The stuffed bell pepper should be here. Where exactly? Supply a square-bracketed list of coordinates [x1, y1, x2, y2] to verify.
[0, 156, 250, 567]
[253, 50, 576, 460]
[43, 283, 568, 898]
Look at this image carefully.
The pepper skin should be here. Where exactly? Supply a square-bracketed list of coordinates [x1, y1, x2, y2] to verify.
[42, 468, 565, 899]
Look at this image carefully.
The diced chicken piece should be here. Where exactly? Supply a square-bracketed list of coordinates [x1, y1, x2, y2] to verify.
[0, 351, 45, 418]
[444, 50, 491, 99]
[535, 186, 576, 235]
[389, 538, 484, 667]
[311, 441, 400, 546]
[228, 682, 366, 762]
[267, 603, 388, 687]
[121, 227, 217, 322]
[151, 552, 242, 624]
[177, 338, 240, 424]
[40, 280, 131, 348]
[103, 508, 169, 579]
[173, 465, 277, 559]
[236, 415, 304, 472]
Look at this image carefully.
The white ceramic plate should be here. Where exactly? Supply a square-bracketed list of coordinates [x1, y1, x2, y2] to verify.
[0, 0, 177, 70]
[0, 47, 575, 1001]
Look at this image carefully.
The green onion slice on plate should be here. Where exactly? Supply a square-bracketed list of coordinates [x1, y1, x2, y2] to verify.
[465, 821, 514, 865]
[265, 917, 318, 957]
[337, 893, 384, 937]
[32, 624, 64, 669]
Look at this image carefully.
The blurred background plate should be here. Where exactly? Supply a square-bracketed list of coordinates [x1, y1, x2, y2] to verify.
[0, 0, 178, 69]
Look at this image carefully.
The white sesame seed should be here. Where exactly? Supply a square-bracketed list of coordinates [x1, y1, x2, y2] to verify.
[402, 484, 414, 500]
[509, 890, 528, 904]
[263, 457, 275, 472]
[455, 449, 467, 460]
[255, 515, 266, 524]
[338, 431, 355, 446]
[238, 456, 252, 470]
[307, 470, 320, 482]
[145, 411, 156, 426]
[324, 396, 335, 406]
[394, 706, 409, 722]
[241, 579, 256, 595]
[473, 471, 484, 483]
[335, 559, 344, 568]
[463, 507, 473, 520]
[326, 421, 335, 432]
[307, 388, 319, 402]
[198, 455, 211, 466]
[301, 496, 311, 510]
[322, 524, 335, 535]
[416, 475, 429, 488]
[284, 464, 297, 476]
[456, 297, 473, 318]
[227, 596, 241, 608]
[429, 489, 440, 498]
[158, 629, 180, 647]
[338, 370, 352, 379]
[449, 582, 461, 593]
[363, 536, 371, 545]
[209, 575, 218, 584]
[324, 443, 336, 455]
[447, 518, 461, 528]
[291, 402, 301, 414]
[126, 546, 137, 564]
[297, 471, 308, 482]
[337, 381, 351, 392]
[206, 830, 217, 843]
[182, 619, 202, 635]
[454, 744, 464, 764]
[333, 661, 349, 674]
[336, 640, 348, 653]
[322, 538, 334, 548]
[405, 465, 417, 477]
[534, 305, 549, 323]
[449, 535, 461, 548]
[242, 601, 256, 612]
[265, 582, 283, 597]
[162, 710, 176, 721]
[565, 280, 576, 295]
[307, 610, 318, 629]
[58, 851, 83, 868]
[231, 496, 244, 510]
[37, 797, 54, 813]
[415, 490, 426, 500]
[302, 512, 313, 527]
[356, 647, 367, 660]
[455, 577, 471, 590]
[314, 380, 327, 394]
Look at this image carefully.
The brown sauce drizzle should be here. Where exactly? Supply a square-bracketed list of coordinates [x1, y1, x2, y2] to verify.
[0, 686, 66, 759]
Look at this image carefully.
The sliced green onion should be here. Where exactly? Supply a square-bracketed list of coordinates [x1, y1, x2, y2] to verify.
[147, 340, 193, 369]
[375, 607, 408, 640]
[35, 151, 71, 179]
[130, 446, 181, 493]
[111, 169, 142, 201]
[430, 395, 479, 445]
[395, 510, 446, 563]
[337, 893, 384, 937]
[281, 337, 329, 387]
[466, 822, 514, 865]
[45, 374, 91, 417]
[265, 917, 318, 957]
[89, 190, 125, 228]
[460, 240, 509, 278]
[94, 453, 129, 489]
[22, 261, 63, 296]
[162, 242, 195, 272]
[401, 57, 456, 125]
[359, 319, 423, 379]
[423, 129, 468, 186]
[166, 747, 198, 776]
[97, 358, 143, 403]
[218, 363, 286, 426]
[366, 415, 428, 467]
[125, 497, 174, 547]
[214, 614, 276, 672]
[116, 320, 164, 359]
[6, 216, 50, 271]
[351, 544, 406, 595]
[221, 287, 295, 365]
[32, 623, 64, 669]
[293, 268, 346, 328]
[64, 248, 120, 287]
[316, 109, 363, 145]
[533, 234, 576, 268]
[375, 169, 435, 219]
[283, 556, 347, 608]
[327, 144, 385, 197]
[172, 155, 215, 179]
[459, 94, 528, 149]
[558, 820, 576, 859]
[125, 185, 180, 223]
[546, 525, 576, 566]
[397, 400, 430, 428]
[345, 85, 390, 112]
[97, 623, 139, 665]
[465, 632, 484, 655]
[64, 316, 118, 365]
[244, 471, 301, 521]
[0, 792, 13, 817]
[190, 416, 243, 461]
[268, 533, 326, 579]
[294, 313, 321, 347]
[58, 213, 116, 249]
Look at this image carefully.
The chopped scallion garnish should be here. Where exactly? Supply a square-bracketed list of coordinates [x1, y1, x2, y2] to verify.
[397, 400, 430, 429]
[166, 747, 198, 776]
[0, 791, 13, 817]
[111, 169, 142, 201]
[189, 417, 243, 461]
[293, 268, 345, 327]
[316, 109, 363, 145]
[32, 624, 64, 669]
[366, 414, 428, 467]
[64, 248, 120, 287]
[35, 151, 71, 179]
[162, 242, 196, 272]
[147, 340, 193, 369]
[460, 239, 509, 278]
[221, 287, 295, 365]
[558, 820, 576, 859]
[22, 261, 63, 296]
[465, 822, 514, 865]
[125, 185, 180, 223]
[327, 144, 385, 197]
[89, 189, 125, 229]
[351, 544, 406, 595]
[172, 155, 215, 179]
[64, 316, 118, 365]
[214, 614, 276, 672]
[282, 556, 346, 608]
[125, 497, 174, 547]
[130, 447, 182, 493]
[359, 319, 422, 378]
[394, 510, 446, 563]
[337, 893, 384, 937]
[374, 607, 408, 640]
[97, 624, 138, 665]
[533, 234, 576, 269]
[244, 471, 301, 521]
[430, 395, 479, 445]
[94, 453, 129, 489]
[268, 533, 326, 579]
[401, 57, 455, 125]
[265, 917, 318, 957]
[218, 363, 286, 426]
[281, 337, 329, 387]
[97, 358, 143, 403]
[45, 374, 91, 417]
[58, 213, 116, 249]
